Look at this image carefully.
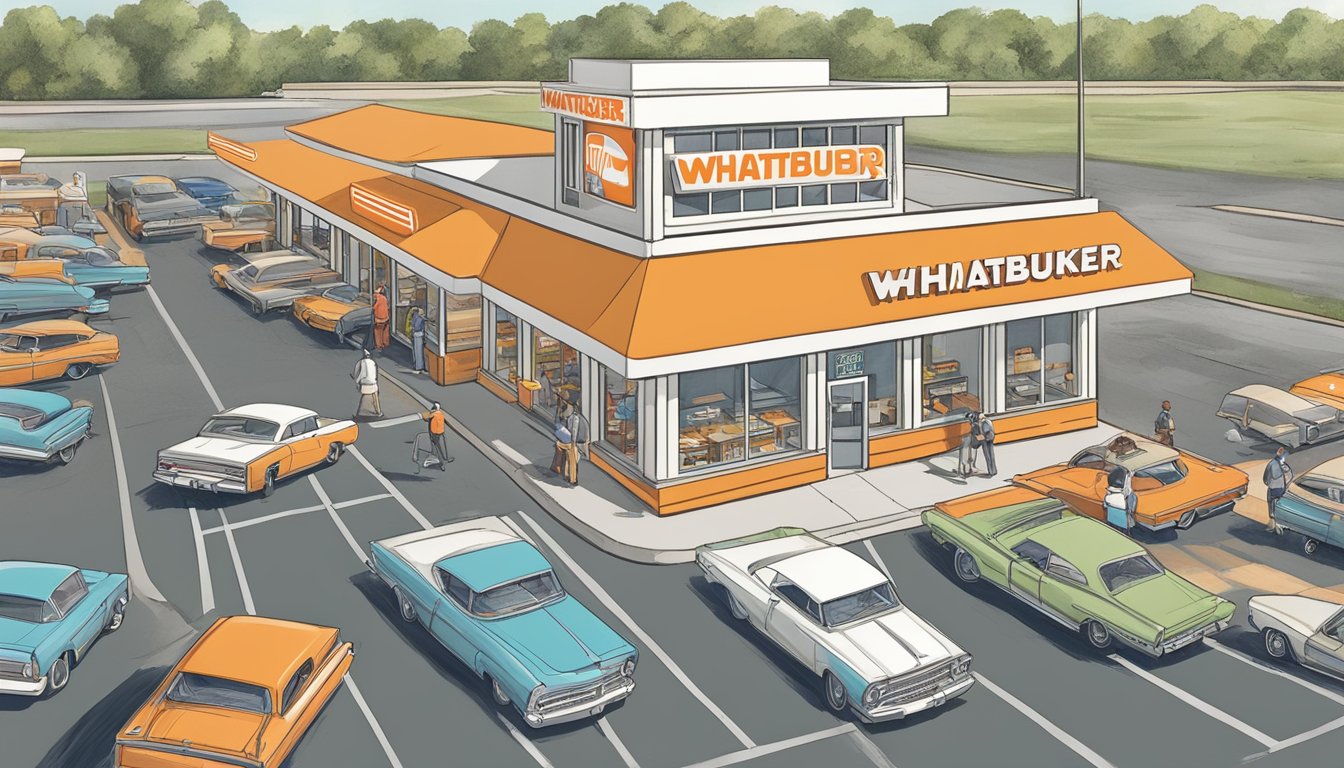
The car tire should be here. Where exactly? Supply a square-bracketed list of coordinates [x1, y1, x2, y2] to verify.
[106, 597, 127, 633]
[394, 586, 416, 624]
[489, 676, 511, 707]
[326, 443, 344, 465]
[65, 362, 92, 380]
[1263, 627, 1291, 660]
[1176, 509, 1197, 530]
[822, 670, 848, 713]
[1083, 620, 1113, 651]
[719, 585, 748, 621]
[1304, 538, 1320, 556]
[953, 548, 981, 583]
[55, 442, 78, 466]
[46, 654, 71, 696]
[262, 467, 277, 497]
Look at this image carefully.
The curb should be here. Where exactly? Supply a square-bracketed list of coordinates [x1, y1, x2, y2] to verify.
[1190, 291, 1344, 330]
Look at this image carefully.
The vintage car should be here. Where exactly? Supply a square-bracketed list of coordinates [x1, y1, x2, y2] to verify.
[0, 174, 58, 225]
[173, 176, 239, 211]
[697, 528, 973, 721]
[924, 486, 1235, 657]
[0, 205, 42, 229]
[210, 253, 343, 315]
[105, 175, 215, 241]
[368, 516, 638, 728]
[0, 319, 119, 385]
[292, 283, 370, 343]
[0, 260, 74, 284]
[0, 389, 93, 465]
[1266, 456, 1344, 556]
[201, 201, 275, 253]
[154, 403, 358, 496]
[0, 230, 148, 290]
[1249, 594, 1344, 680]
[0, 274, 108, 323]
[1014, 436, 1248, 531]
[0, 561, 129, 697]
[1290, 369, 1344, 411]
[1217, 384, 1344, 448]
[113, 616, 353, 768]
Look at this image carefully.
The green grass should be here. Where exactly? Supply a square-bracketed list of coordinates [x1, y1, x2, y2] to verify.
[388, 94, 555, 130]
[0, 128, 207, 157]
[1193, 269, 1344, 322]
[904, 92, 1344, 181]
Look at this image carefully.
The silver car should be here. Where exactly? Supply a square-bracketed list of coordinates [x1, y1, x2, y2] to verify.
[1217, 384, 1344, 448]
[211, 252, 342, 315]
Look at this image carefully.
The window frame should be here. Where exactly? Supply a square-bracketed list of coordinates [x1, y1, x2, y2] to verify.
[280, 658, 315, 714]
[49, 571, 88, 618]
[771, 577, 822, 624]
[677, 357, 805, 476]
[1046, 553, 1088, 586]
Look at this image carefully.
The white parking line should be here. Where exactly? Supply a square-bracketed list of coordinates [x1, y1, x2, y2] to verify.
[849, 727, 898, 768]
[348, 445, 433, 530]
[1204, 638, 1344, 707]
[682, 724, 855, 768]
[514, 511, 755, 749]
[1248, 714, 1344, 760]
[310, 476, 366, 560]
[199, 494, 393, 535]
[97, 376, 167, 603]
[188, 507, 214, 614]
[493, 439, 533, 466]
[498, 713, 555, 768]
[344, 675, 406, 768]
[336, 493, 394, 510]
[217, 508, 256, 616]
[597, 717, 640, 768]
[146, 284, 224, 411]
[370, 414, 423, 429]
[1109, 653, 1279, 748]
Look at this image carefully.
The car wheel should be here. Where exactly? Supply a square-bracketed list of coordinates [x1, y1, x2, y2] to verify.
[822, 670, 848, 713]
[325, 443, 343, 465]
[1263, 628, 1291, 660]
[47, 654, 71, 695]
[1304, 538, 1320, 556]
[953, 548, 981, 583]
[65, 362, 92, 380]
[250, 302, 264, 316]
[262, 467, 277, 497]
[490, 676, 511, 707]
[106, 596, 127, 633]
[1084, 620, 1113, 650]
[1176, 509, 1197, 530]
[56, 443, 78, 466]
[394, 586, 416, 623]
[719, 585, 748, 621]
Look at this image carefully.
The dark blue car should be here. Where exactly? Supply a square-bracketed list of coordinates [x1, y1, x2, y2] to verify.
[173, 177, 239, 211]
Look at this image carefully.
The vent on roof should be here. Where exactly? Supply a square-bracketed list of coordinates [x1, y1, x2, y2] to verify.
[207, 132, 257, 162]
[351, 182, 417, 236]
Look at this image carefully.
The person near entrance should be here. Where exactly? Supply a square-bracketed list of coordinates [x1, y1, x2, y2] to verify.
[1155, 400, 1176, 447]
[957, 419, 978, 478]
[551, 401, 574, 482]
[409, 307, 426, 374]
[1264, 446, 1293, 532]
[563, 405, 589, 484]
[419, 401, 451, 470]
[968, 411, 997, 476]
[351, 350, 382, 418]
[369, 285, 391, 352]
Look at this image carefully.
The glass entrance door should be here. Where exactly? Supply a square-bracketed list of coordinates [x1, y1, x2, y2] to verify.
[827, 378, 868, 475]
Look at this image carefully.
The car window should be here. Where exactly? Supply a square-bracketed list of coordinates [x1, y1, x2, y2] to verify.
[134, 182, 177, 196]
[280, 658, 314, 713]
[439, 571, 472, 609]
[235, 264, 259, 282]
[201, 416, 280, 441]
[1099, 554, 1165, 593]
[265, 263, 309, 279]
[1010, 539, 1052, 570]
[37, 246, 80, 260]
[0, 403, 54, 430]
[83, 248, 120, 266]
[1134, 460, 1189, 486]
[42, 334, 81, 350]
[0, 594, 46, 623]
[1219, 394, 1248, 416]
[298, 416, 318, 434]
[1248, 402, 1291, 426]
[0, 334, 39, 351]
[772, 580, 822, 622]
[470, 571, 565, 618]
[49, 572, 87, 616]
[167, 672, 272, 714]
[1322, 610, 1344, 642]
[1072, 451, 1109, 470]
[1046, 554, 1087, 585]
[821, 582, 900, 628]
[327, 285, 359, 303]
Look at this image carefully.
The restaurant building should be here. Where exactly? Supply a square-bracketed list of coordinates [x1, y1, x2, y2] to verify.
[210, 58, 1191, 515]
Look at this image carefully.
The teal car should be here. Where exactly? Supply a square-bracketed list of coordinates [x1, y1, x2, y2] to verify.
[923, 486, 1235, 657]
[0, 274, 108, 323]
[0, 561, 129, 697]
[368, 516, 638, 727]
[24, 235, 149, 291]
[0, 389, 93, 465]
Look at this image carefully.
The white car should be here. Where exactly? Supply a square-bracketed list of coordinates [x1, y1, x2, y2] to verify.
[154, 403, 359, 496]
[1249, 595, 1344, 679]
[696, 528, 973, 721]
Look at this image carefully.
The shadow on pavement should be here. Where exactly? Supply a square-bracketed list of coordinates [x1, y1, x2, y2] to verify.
[35, 665, 168, 768]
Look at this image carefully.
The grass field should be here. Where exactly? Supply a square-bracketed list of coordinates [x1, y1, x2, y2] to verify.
[1192, 269, 1344, 323]
[0, 128, 207, 157]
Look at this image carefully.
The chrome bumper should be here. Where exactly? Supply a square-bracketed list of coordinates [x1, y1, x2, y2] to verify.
[857, 675, 975, 722]
[83, 298, 110, 315]
[523, 678, 636, 728]
[1161, 619, 1232, 655]
[153, 470, 247, 494]
[140, 218, 214, 236]
[0, 675, 46, 696]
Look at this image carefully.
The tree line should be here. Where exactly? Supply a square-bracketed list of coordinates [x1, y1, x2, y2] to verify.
[1, 1, 1341, 99]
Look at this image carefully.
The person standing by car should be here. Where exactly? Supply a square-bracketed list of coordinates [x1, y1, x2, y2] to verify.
[1265, 446, 1293, 532]
[352, 350, 382, 418]
[370, 285, 391, 353]
[409, 307, 426, 374]
[1103, 466, 1138, 534]
[564, 406, 589, 484]
[551, 405, 574, 483]
[420, 401, 451, 470]
[958, 415, 978, 478]
[1155, 400, 1176, 447]
[972, 411, 997, 476]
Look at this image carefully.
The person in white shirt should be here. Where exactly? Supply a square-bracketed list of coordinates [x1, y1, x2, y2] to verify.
[351, 350, 382, 418]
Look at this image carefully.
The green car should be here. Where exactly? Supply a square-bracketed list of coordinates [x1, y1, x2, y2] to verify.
[922, 486, 1234, 657]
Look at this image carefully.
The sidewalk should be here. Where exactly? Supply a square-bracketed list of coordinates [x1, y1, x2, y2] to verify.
[371, 345, 1121, 564]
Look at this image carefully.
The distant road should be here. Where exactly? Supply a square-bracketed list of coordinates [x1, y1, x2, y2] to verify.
[0, 98, 364, 135]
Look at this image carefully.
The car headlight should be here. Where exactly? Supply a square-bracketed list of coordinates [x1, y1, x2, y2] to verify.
[863, 683, 882, 707]
[621, 658, 635, 678]
[526, 684, 545, 712]
[22, 659, 34, 680]
[952, 654, 972, 677]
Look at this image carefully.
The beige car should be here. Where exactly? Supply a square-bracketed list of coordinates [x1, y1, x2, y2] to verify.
[210, 252, 342, 314]
[1218, 384, 1344, 448]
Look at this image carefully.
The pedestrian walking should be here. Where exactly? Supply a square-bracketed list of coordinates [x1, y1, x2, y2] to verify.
[551, 417, 574, 483]
[564, 406, 589, 484]
[957, 418, 978, 478]
[1264, 446, 1293, 532]
[351, 350, 382, 418]
[371, 285, 391, 352]
[1155, 400, 1176, 447]
[972, 411, 997, 476]
[420, 401, 451, 470]
[409, 307, 426, 374]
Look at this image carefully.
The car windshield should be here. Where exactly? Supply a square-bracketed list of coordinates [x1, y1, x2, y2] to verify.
[235, 265, 260, 283]
[0, 403, 52, 430]
[82, 248, 121, 266]
[167, 672, 271, 714]
[822, 582, 901, 627]
[470, 571, 564, 618]
[200, 416, 279, 441]
[134, 182, 177, 196]
[326, 285, 359, 302]
[0, 594, 46, 623]
[1134, 460, 1188, 486]
[1100, 554, 1165, 593]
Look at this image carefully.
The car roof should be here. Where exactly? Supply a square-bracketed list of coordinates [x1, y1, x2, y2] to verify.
[222, 403, 314, 424]
[1230, 384, 1318, 411]
[4, 319, 95, 336]
[130, 175, 174, 186]
[180, 616, 337, 692]
[0, 561, 77, 601]
[1026, 517, 1143, 572]
[770, 546, 886, 603]
[437, 539, 553, 593]
[245, 254, 324, 269]
[1098, 439, 1180, 470]
[0, 388, 70, 413]
[1305, 457, 1344, 484]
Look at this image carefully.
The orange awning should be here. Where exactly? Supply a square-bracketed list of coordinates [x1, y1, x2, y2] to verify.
[287, 104, 554, 165]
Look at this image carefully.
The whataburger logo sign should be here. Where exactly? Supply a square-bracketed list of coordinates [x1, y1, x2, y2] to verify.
[673, 145, 885, 193]
[540, 88, 629, 126]
[865, 244, 1123, 302]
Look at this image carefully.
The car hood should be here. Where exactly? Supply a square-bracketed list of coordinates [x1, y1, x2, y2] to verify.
[295, 296, 364, 319]
[144, 704, 265, 757]
[829, 608, 961, 682]
[162, 436, 276, 465]
[481, 596, 631, 675]
[1251, 595, 1340, 636]
[1112, 575, 1222, 632]
[1014, 465, 1099, 497]
[0, 616, 57, 651]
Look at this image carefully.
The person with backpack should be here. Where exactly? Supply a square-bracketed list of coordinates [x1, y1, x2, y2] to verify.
[1264, 446, 1293, 532]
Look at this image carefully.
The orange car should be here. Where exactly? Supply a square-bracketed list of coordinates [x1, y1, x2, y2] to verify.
[201, 201, 276, 253]
[0, 319, 119, 384]
[113, 616, 354, 768]
[1013, 436, 1248, 532]
[0, 259, 73, 283]
[1291, 370, 1344, 411]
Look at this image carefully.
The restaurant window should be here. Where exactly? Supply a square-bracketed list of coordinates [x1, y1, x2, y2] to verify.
[742, 129, 771, 149]
[444, 292, 481, 353]
[393, 264, 428, 345]
[801, 185, 827, 206]
[562, 122, 579, 191]
[673, 194, 710, 217]
[711, 191, 741, 214]
[827, 342, 899, 431]
[532, 331, 582, 418]
[801, 127, 828, 147]
[714, 130, 739, 150]
[425, 288, 440, 355]
[674, 133, 712, 153]
[748, 358, 802, 458]
[356, 242, 372, 297]
[372, 251, 391, 295]
[601, 367, 638, 464]
[493, 308, 518, 383]
[776, 187, 799, 208]
[922, 329, 982, 424]
[830, 183, 857, 204]
[832, 125, 857, 145]
[1006, 314, 1079, 410]
[678, 365, 746, 470]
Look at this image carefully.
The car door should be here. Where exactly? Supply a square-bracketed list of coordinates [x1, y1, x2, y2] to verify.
[282, 416, 325, 471]
[764, 577, 820, 665]
[1008, 540, 1048, 608]
[429, 570, 478, 663]
[1247, 401, 1295, 442]
[1039, 553, 1091, 624]
[0, 334, 38, 385]
[49, 572, 102, 659]
[1279, 481, 1336, 542]
[31, 334, 80, 381]
[1302, 612, 1344, 680]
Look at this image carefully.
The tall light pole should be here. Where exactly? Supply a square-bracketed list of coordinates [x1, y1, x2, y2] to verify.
[1076, 0, 1085, 198]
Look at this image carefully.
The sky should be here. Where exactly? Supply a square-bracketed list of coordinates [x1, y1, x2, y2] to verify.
[38, 0, 1344, 31]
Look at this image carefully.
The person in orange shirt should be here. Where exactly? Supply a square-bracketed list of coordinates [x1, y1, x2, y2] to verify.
[370, 284, 391, 352]
[420, 401, 451, 470]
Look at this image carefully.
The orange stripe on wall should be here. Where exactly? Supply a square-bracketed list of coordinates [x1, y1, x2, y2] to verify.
[476, 371, 517, 403]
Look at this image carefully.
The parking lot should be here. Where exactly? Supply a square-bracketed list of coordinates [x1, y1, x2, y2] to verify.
[5, 165, 1344, 768]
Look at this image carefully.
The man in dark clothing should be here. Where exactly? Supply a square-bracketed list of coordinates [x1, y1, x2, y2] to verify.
[1264, 446, 1292, 532]
[1155, 400, 1176, 447]
[968, 411, 997, 476]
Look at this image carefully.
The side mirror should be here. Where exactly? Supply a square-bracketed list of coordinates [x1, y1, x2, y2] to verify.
[767, 596, 780, 606]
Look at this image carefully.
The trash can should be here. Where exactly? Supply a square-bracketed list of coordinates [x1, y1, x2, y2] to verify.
[517, 378, 541, 410]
